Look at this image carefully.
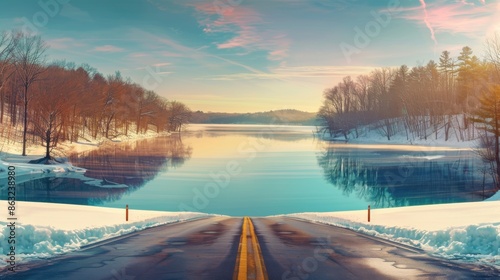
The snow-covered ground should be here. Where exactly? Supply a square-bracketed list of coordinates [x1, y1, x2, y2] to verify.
[0, 124, 169, 157]
[0, 201, 211, 268]
[288, 198, 500, 268]
[320, 115, 481, 149]
[346, 129, 476, 148]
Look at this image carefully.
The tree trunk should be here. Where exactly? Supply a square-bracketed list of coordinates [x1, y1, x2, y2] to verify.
[495, 103, 500, 187]
[22, 84, 28, 156]
[0, 84, 4, 124]
[45, 128, 50, 159]
[10, 92, 16, 126]
[136, 109, 141, 134]
[71, 105, 76, 143]
[105, 113, 114, 139]
[496, 141, 500, 187]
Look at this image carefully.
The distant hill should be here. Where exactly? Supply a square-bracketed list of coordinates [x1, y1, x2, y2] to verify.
[189, 109, 319, 125]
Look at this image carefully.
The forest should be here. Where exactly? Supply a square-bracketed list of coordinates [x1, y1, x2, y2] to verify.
[318, 33, 500, 185]
[0, 31, 191, 160]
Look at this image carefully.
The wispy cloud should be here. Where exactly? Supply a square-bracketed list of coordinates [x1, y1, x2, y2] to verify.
[396, 0, 494, 40]
[191, 2, 289, 61]
[199, 65, 376, 81]
[419, 0, 437, 44]
[152, 62, 171, 67]
[93, 45, 124, 52]
[45, 37, 83, 50]
[274, 65, 376, 77]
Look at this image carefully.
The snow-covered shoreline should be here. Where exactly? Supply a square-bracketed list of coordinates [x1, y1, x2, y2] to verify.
[288, 199, 500, 268]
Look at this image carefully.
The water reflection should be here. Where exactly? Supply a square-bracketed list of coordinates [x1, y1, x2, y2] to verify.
[8, 136, 192, 206]
[317, 144, 496, 208]
[11, 177, 129, 205]
[70, 136, 192, 187]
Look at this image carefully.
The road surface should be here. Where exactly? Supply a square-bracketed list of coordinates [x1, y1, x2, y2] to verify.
[1, 216, 499, 279]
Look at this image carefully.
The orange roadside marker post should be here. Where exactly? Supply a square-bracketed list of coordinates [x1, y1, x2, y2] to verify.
[126, 204, 129, 222]
[368, 205, 371, 222]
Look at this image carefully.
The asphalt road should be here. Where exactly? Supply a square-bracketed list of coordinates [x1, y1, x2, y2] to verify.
[0, 216, 242, 280]
[254, 217, 500, 279]
[1, 216, 499, 280]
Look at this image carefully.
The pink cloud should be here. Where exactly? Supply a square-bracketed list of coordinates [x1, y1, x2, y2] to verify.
[93, 45, 124, 52]
[191, 2, 289, 61]
[419, 0, 437, 44]
[269, 49, 288, 61]
[396, 1, 495, 39]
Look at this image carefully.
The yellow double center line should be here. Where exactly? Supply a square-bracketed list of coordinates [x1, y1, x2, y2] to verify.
[234, 217, 268, 280]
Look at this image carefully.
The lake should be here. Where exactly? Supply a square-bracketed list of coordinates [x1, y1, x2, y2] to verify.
[7, 124, 497, 216]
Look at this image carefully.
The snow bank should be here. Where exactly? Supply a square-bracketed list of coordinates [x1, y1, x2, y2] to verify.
[0, 201, 211, 267]
[289, 200, 500, 268]
[487, 190, 500, 201]
[0, 156, 86, 180]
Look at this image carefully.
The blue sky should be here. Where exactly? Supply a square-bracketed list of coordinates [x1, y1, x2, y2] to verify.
[1, 0, 499, 112]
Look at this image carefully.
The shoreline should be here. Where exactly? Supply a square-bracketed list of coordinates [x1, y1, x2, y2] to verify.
[319, 132, 479, 149]
[0, 130, 171, 181]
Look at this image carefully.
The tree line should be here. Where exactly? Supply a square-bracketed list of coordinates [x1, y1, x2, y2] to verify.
[318, 33, 500, 186]
[189, 109, 318, 125]
[0, 31, 191, 160]
[318, 46, 488, 141]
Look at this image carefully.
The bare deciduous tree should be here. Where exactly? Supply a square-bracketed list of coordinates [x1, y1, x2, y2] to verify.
[485, 32, 500, 82]
[168, 101, 191, 132]
[13, 32, 47, 156]
[0, 31, 16, 124]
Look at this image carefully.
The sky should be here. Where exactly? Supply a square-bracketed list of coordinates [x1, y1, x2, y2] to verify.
[0, 0, 499, 113]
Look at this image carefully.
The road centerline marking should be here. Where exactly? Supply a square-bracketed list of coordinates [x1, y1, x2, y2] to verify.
[234, 217, 268, 280]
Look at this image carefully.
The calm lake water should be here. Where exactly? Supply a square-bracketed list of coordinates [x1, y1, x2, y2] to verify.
[8, 124, 497, 216]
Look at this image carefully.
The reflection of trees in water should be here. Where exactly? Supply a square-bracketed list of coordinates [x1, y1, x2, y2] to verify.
[12, 136, 192, 206]
[70, 135, 192, 188]
[317, 145, 494, 208]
